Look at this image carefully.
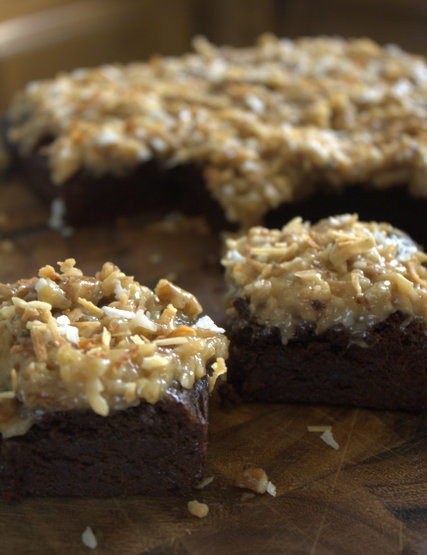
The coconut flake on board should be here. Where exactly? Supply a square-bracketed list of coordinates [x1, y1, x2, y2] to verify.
[48, 198, 74, 237]
[320, 429, 340, 450]
[81, 526, 97, 549]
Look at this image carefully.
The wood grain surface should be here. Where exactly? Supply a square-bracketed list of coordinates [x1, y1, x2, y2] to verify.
[0, 176, 426, 555]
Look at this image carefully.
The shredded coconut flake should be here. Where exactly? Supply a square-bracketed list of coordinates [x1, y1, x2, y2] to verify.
[245, 94, 265, 114]
[56, 316, 79, 344]
[133, 309, 158, 331]
[56, 315, 70, 326]
[102, 306, 135, 319]
[320, 429, 340, 450]
[113, 279, 126, 299]
[47, 198, 74, 236]
[81, 526, 97, 549]
[48, 198, 66, 231]
[194, 315, 225, 333]
[266, 481, 277, 497]
[94, 128, 119, 146]
[35, 278, 49, 293]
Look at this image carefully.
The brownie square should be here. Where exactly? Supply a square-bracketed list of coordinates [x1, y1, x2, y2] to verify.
[0, 260, 228, 500]
[222, 215, 427, 411]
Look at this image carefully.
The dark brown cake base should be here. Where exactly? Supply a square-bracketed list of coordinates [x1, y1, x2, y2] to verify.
[227, 301, 427, 411]
[0, 378, 209, 501]
[1, 118, 230, 230]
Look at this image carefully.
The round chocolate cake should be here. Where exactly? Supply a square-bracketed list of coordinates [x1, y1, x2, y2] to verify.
[1, 35, 426, 244]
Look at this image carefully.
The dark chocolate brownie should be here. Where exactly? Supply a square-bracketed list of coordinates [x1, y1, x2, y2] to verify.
[0, 378, 208, 502]
[227, 302, 426, 411]
[222, 215, 427, 411]
[0, 260, 228, 501]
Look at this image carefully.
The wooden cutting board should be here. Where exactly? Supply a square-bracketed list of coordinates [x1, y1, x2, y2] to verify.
[0, 177, 425, 555]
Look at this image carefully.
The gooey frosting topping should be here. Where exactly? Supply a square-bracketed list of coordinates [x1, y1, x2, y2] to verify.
[223, 214, 427, 343]
[5, 35, 427, 226]
[0, 259, 228, 437]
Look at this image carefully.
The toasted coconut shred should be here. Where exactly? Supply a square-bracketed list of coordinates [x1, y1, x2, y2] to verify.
[0, 259, 228, 438]
[223, 214, 427, 344]
[5, 35, 427, 227]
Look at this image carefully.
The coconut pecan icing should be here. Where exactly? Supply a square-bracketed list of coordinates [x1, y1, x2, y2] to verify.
[5, 35, 427, 226]
[0, 259, 228, 437]
[223, 214, 427, 343]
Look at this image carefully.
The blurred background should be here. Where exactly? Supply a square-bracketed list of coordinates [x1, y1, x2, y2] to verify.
[0, 0, 426, 110]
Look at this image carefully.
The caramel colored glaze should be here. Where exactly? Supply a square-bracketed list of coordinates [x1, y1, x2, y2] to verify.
[223, 214, 427, 344]
[0, 259, 228, 437]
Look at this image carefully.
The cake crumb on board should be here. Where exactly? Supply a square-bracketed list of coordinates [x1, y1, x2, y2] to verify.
[235, 467, 277, 496]
[188, 500, 209, 518]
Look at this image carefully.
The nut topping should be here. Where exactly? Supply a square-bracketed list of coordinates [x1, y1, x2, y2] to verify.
[0, 259, 228, 437]
[5, 36, 427, 226]
[223, 214, 427, 343]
